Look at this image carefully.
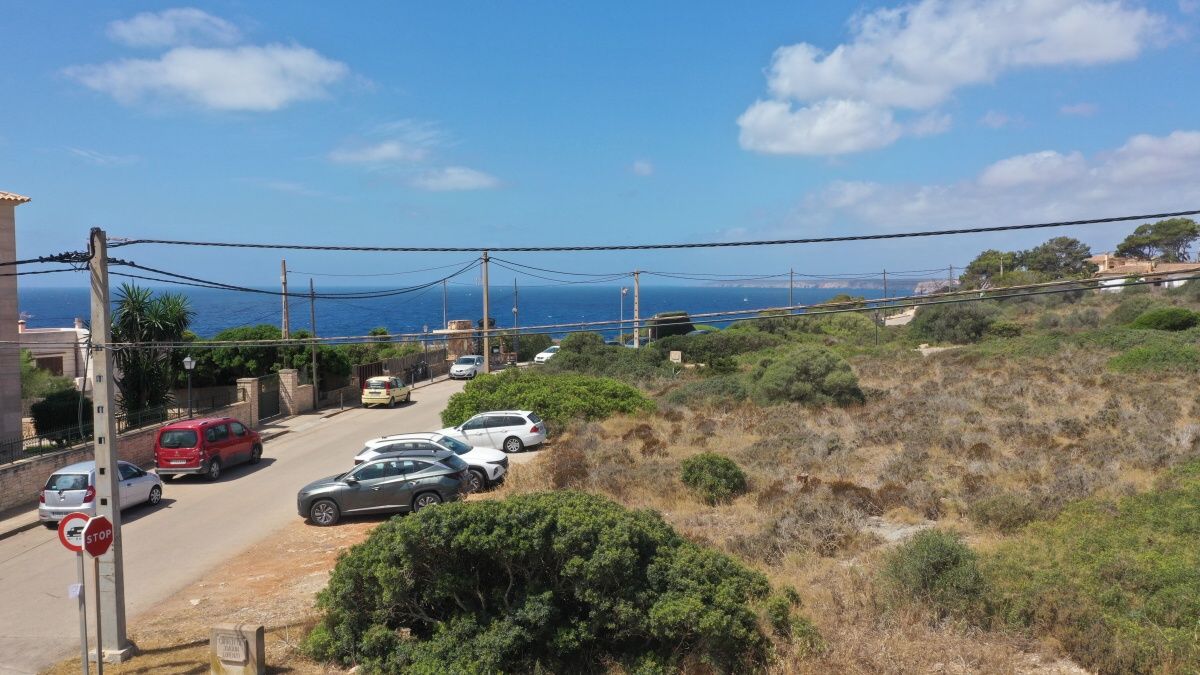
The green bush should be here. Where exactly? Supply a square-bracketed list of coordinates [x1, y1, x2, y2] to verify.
[441, 369, 654, 428]
[748, 345, 864, 406]
[968, 493, 1040, 532]
[1105, 295, 1162, 325]
[680, 452, 748, 505]
[1129, 306, 1200, 331]
[544, 332, 671, 382]
[656, 330, 783, 365]
[19, 349, 75, 399]
[986, 320, 1023, 338]
[664, 375, 748, 406]
[882, 529, 986, 619]
[983, 460, 1200, 673]
[306, 491, 783, 673]
[1107, 344, 1200, 373]
[30, 389, 93, 446]
[910, 302, 1000, 344]
[500, 332, 553, 361]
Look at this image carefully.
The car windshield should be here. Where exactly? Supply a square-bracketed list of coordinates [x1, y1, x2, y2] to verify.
[547, 346, 559, 352]
[455, 357, 477, 365]
[529, 413, 542, 423]
[437, 435, 472, 454]
[441, 455, 468, 471]
[159, 429, 198, 448]
[45, 473, 88, 491]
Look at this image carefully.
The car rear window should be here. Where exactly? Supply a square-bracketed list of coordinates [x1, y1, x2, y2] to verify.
[440, 455, 468, 471]
[45, 473, 88, 491]
[159, 429, 198, 448]
[455, 357, 476, 365]
[367, 379, 387, 389]
[528, 413, 542, 424]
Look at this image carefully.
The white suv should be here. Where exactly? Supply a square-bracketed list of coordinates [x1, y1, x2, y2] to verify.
[354, 432, 508, 493]
[437, 410, 547, 453]
[449, 355, 484, 379]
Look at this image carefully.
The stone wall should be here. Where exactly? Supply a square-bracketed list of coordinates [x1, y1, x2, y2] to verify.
[0, 400, 249, 514]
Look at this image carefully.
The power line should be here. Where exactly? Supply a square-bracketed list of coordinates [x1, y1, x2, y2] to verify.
[0, 251, 90, 267]
[0, 267, 85, 277]
[286, 258, 480, 277]
[106, 209, 1200, 253]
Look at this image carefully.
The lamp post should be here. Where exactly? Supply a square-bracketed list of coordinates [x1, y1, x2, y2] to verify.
[620, 287, 628, 344]
[182, 355, 196, 419]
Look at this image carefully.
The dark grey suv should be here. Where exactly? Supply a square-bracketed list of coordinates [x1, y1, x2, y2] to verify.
[297, 449, 469, 526]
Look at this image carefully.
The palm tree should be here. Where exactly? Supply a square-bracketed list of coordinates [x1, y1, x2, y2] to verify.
[111, 283, 194, 416]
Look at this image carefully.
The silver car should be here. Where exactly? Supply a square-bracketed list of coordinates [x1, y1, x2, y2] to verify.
[437, 410, 548, 453]
[449, 355, 485, 379]
[38, 460, 164, 527]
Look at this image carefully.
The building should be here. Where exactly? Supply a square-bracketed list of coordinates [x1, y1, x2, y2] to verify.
[1087, 253, 1200, 292]
[0, 191, 31, 446]
[18, 318, 93, 390]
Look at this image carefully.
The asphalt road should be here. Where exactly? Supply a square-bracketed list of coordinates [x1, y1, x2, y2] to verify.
[0, 379, 464, 675]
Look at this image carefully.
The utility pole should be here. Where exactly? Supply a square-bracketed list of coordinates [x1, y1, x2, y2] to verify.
[512, 278, 519, 363]
[280, 259, 290, 339]
[882, 268, 888, 301]
[442, 279, 448, 330]
[633, 270, 641, 348]
[481, 251, 490, 373]
[789, 268, 794, 307]
[309, 279, 318, 410]
[87, 227, 132, 663]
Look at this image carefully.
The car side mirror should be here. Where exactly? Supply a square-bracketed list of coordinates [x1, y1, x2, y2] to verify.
[344, 478, 358, 486]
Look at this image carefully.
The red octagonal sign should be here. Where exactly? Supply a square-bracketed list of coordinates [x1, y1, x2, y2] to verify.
[82, 516, 114, 558]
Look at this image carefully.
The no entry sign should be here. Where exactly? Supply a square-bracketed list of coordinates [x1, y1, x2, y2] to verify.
[57, 512, 90, 553]
[82, 516, 114, 558]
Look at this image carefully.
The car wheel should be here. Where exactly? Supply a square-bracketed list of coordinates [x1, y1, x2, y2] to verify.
[206, 458, 222, 481]
[387, 397, 395, 409]
[309, 499, 340, 526]
[413, 492, 442, 511]
[467, 469, 486, 493]
[249, 444, 263, 464]
[148, 485, 162, 506]
[503, 436, 524, 453]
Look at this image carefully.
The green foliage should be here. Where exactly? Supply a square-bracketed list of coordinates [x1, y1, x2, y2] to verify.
[499, 332, 553, 361]
[306, 491, 777, 673]
[960, 249, 1018, 288]
[883, 529, 986, 619]
[1129, 307, 1200, 331]
[441, 369, 654, 428]
[19, 349, 75, 399]
[982, 460, 1200, 673]
[1115, 217, 1200, 262]
[910, 302, 999, 344]
[747, 345, 864, 406]
[1019, 237, 1095, 278]
[30, 389, 93, 445]
[1107, 343, 1200, 373]
[111, 283, 194, 414]
[680, 452, 748, 505]
[655, 330, 783, 365]
[664, 375, 748, 406]
[544, 331, 672, 382]
[985, 320, 1022, 338]
[968, 493, 1040, 532]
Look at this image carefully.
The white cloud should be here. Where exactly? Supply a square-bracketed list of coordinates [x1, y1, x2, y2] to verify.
[66, 147, 139, 166]
[631, 159, 654, 176]
[909, 111, 953, 136]
[328, 120, 441, 165]
[66, 44, 348, 111]
[106, 8, 240, 48]
[411, 167, 500, 191]
[329, 140, 429, 164]
[1060, 102, 1099, 116]
[792, 130, 1200, 231]
[979, 110, 1012, 128]
[740, 0, 1164, 155]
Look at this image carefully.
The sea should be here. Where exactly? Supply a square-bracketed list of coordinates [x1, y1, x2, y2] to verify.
[17, 284, 906, 340]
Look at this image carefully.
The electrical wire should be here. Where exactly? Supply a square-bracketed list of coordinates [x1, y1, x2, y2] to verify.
[489, 259, 631, 285]
[0, 267, 84, 277]
[287, 258, 480, 277]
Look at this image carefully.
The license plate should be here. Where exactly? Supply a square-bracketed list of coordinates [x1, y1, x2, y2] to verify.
[170, 460, 186, 465]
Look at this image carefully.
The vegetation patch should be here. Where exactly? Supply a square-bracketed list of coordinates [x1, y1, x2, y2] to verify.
[909, 302, 1000, 344]
[1129, 306, 1200, 331]
[748, 345, 865, 406]
[441, 368, 654, 428]
[1107, 343, 1200, 373]
[306, 491, 798, 673]
[882, 529, 986, 620]
[680, 452, 748, 505]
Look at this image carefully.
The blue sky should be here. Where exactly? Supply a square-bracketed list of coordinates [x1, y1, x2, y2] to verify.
[3, 1, 1200, 287]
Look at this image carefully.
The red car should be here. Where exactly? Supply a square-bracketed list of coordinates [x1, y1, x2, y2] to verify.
[154, 417, 263, 481]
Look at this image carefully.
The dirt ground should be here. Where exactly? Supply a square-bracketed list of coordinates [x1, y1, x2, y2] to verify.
[43, 518, 380, 675]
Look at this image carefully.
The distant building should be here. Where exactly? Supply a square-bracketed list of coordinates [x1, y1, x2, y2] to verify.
[913, 279, 961, 295]
[18, 317, 93, 390]
[1087, 253, 1200, 292]
[0, 191, 31, 446]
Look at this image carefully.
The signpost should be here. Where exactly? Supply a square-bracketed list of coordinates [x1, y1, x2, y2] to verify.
[61, 515, 114, 674]
[58, 513, 91, 675]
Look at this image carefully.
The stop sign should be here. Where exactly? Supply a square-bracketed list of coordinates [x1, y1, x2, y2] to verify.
[82, 516, 114, 558]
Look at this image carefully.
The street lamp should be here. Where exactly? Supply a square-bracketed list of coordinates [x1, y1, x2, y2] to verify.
[182, 355, 196, 419]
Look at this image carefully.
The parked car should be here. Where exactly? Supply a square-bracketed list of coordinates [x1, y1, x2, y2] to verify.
[154, 417, 263, 481]
[361, 375, 411, 408]
[297, 449, 469, 526]
[533, 346, 559, 363]
[438, 410, 547, 453]
[39, 460, 163, 526]
[354, 432, 508, 493]
[449, 355, 485, 379]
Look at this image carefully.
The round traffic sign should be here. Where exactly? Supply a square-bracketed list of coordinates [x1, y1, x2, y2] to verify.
[82, 516, 114, 558]
[57, 512, 90, 553]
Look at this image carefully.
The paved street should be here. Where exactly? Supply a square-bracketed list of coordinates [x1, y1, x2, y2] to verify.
[0, 379, 464, 675]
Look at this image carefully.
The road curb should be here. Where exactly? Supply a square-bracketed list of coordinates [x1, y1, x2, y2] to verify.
[0, 514, 40, 541]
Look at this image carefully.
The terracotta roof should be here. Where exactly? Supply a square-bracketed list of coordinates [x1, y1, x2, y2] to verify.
[0, 191, 30, 203]
[1095, 261, 1200, 277]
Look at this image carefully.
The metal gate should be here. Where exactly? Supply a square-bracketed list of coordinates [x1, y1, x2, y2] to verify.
[258, 374, 280, 421]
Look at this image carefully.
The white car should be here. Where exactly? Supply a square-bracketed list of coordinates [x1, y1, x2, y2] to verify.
[354, 432, 508, 493]
[533, 346, 559, 364]
[39, 460, 164, 526]
[438, 410, 548, 453]
[449, 355, 485, 379]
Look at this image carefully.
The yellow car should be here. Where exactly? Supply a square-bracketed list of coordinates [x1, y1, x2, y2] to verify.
[361, 376, 411, 408]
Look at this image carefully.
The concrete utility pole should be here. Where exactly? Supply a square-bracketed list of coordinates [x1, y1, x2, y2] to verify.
[882, 268, 888, 301]
[512, 278, 519, 362]
[280, 260, 290, 339]
[632, 270, 641, 348]
[87, 227, 132, 662]
[789, 268, 794, 307]
[481, 251, 490, 373]
[442, 279, 448, 330]
[309, 279, 318, 409]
